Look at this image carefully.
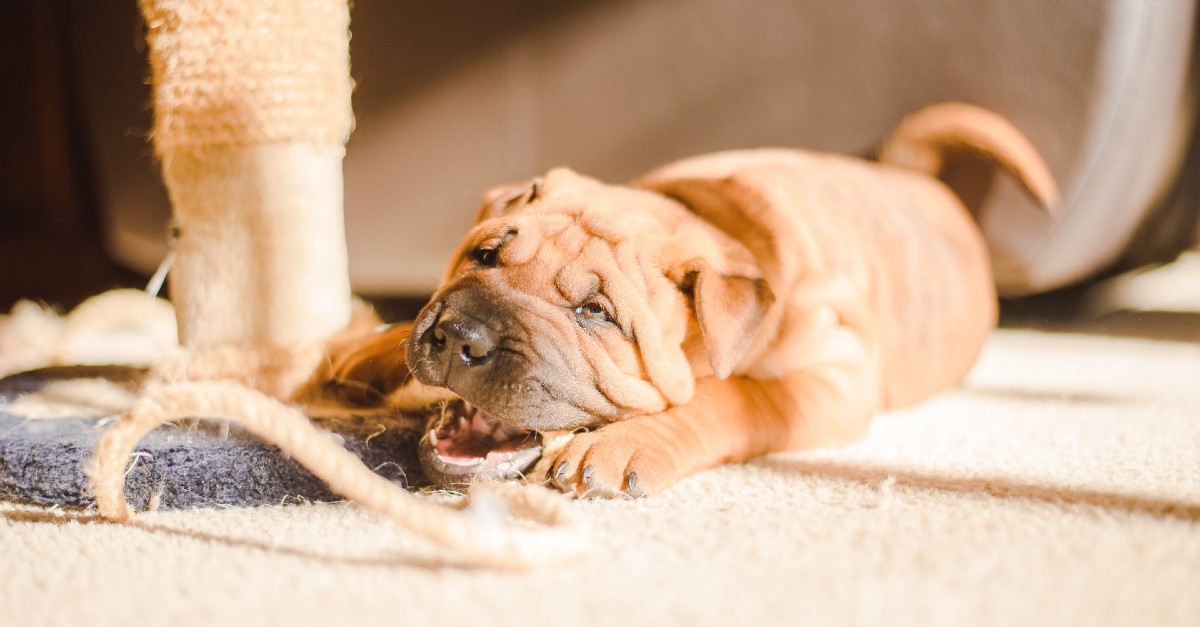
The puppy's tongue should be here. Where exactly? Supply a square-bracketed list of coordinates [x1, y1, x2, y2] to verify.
[420, 402, 541, 485]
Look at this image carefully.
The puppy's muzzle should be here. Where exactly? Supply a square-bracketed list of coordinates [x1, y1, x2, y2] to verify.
[408, 280, 514, 390]
[408, 278, 614, 431]
[432, 310, 498, 367]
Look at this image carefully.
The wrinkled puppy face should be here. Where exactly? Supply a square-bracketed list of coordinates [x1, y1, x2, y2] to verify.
[407, 168, 772, 433]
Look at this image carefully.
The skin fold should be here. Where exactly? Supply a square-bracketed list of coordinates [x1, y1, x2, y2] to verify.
[332, 102, 1057, 498]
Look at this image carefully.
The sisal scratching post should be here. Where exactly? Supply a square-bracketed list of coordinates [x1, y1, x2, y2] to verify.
[144, 0, 353, 360]
[86, 0, 587, 569]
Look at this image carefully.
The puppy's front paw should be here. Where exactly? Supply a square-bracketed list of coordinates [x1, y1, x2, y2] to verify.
[545, 423, 679, 499]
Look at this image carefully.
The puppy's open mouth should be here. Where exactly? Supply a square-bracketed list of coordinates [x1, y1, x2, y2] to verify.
[418, 400, 542, 485]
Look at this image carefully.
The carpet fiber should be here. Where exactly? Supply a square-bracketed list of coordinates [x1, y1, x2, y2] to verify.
[2, 328, 1198, 626]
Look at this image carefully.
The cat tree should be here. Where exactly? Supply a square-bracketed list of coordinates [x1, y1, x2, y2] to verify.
[86, 0, 583, 569]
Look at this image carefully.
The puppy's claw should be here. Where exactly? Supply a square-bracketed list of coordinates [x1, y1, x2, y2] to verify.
[581, 465, 595, 486]
[624, 471, 645, 498]
[549, 460, 572, 492]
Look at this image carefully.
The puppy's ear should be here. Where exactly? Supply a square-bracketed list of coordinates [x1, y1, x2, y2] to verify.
[475, 177, 543, 223]
[676, 258, 774, 379]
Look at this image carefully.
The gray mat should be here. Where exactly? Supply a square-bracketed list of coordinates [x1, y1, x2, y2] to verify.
[0, 368, 427, 510]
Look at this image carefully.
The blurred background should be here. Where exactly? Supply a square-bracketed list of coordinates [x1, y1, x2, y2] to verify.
[1, 0, 1197, 330]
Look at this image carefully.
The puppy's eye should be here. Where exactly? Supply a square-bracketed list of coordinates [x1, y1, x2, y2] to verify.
[467, 230, 516, 268]
[469, 247, 498, 267]
[574, 301, 611, 324]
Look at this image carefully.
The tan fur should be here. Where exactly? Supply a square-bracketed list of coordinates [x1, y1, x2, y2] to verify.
[340, 102, 1057, 497]
[322, 317, 458, 412]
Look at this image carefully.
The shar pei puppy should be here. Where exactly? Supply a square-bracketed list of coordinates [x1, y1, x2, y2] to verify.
[335, 102, 1057, 497]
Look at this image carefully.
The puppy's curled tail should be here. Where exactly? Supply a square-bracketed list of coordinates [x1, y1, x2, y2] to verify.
[878, 102, 1060, 212]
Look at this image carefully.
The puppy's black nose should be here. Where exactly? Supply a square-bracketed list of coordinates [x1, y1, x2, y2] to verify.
[432, 313, 497, 366]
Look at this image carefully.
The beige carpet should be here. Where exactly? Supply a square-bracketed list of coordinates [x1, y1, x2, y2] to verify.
[2, 327, 1198, 627]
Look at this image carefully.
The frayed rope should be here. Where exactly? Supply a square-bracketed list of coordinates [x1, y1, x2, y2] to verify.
[87, 380, 587, 569]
